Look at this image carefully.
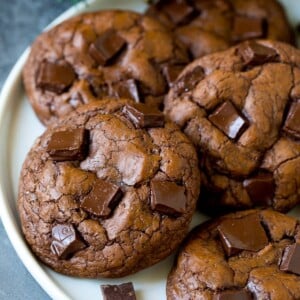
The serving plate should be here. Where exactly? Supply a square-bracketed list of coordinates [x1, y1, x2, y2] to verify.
[0, 0, 299, 299]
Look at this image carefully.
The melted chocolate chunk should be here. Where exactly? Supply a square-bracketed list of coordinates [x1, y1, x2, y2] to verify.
[238, 41, 279, 66]
[123, 103, 165, 128]
[217, 214, 268, 256]
[214, 290, 252, 300]
[150, 181, 187, 216]
[280, 243, 300, 275]
[176, 66, 204, 94]
[50, 224, 86, 259]
[89, 30, 126, 66]
[163, 65, 184, 88]
[283, 100, 300, 139]
[110, 79, 140, 102]
[243, 173, 275, 206]
[232, 16, 266, 42]
[80, 179, 123, 218]
[101, 282, 136, 300]
[47, 128, 89, 161]
[36, 61, 76, 94]
[209, 101, 248, 140]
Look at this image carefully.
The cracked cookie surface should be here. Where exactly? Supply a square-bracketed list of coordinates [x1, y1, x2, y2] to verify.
[164, 40, 300, 213]
[167, 209, 300, 300]
[18, 99, 200, 278]
[23, 10, 189, 126]
[146, 0, 294, 59]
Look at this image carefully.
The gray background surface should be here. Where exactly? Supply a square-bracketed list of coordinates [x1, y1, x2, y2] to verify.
[0, 1, 72, 299]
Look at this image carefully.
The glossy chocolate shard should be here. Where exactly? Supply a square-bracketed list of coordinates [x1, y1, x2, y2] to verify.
[162, 64, 184, 88]
[101, 282, 136, 300]
[50, 224, 86, 259]
[80, 179, 123, 218]
[89, 30, 126, 66]
[280, 243, 300, 275]
[213, 289, 252, 300]
[47, 128, 89, 161]
[150, 181, 187, 216]
[36, 61, 76, 94]
[243, 173, 275, 206]
[110, 79, 140, 102]
[209, 101, 248, 140]
[238, 41, 279, 66]
[123, 103, 165, 128]
[283, 100, 300, 139]
[217, 214, 268, 256]
[176, 66, 204, 94]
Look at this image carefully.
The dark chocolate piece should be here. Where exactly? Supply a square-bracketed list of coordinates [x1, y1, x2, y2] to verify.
[89, 30, 126, 66]
[163, 65, 184, 88]
[36, 61, 76, 94]
[50, 224, 86, 259]
[150, 181, 186, 216]
[283, 100, 300, 139]
[123, 103, 165, 128]
[217, 214, 268, 256]
[232, 16, 265, 42]
[243, 173, 275, 206]
[80, 179, 123, 217]
[110, 79, 140, 102]
[280, 243, 300, 275]
[214, 289, 252, 300]
[238, 41, 278, 66]
[209, 101, 248, 140]
[101, 282, 136, 300]
[47, 128, 89, 161]
[176, 66, 204, 94]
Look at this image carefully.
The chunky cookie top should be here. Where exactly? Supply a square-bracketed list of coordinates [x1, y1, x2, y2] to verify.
[165, 40, 300, 212]
[167, 210, 300, 300]
[18, 99, 200, 278]
[23, 10, 189, 125]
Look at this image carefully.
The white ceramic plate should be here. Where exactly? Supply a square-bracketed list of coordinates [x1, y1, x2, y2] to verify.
[0, 0, 300, 299]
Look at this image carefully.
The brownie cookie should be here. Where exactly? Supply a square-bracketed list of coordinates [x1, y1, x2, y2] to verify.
[146, 0, 294, 59]
[23, 10, 189, 126]
[18, 99, 200, 278]
[165, 40, 300, 213]
[167, 209, 300, 300]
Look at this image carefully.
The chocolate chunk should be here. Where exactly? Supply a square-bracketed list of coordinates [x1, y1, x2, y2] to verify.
[176, 66, 204, 94]
[217, 214, 268, 256]
[214, 290, 252, 300]
[150, 181, 187, 216]
[101, 282, 136, 300]
[110, 79, 140, 102]
[36, 61, 76, 94]
[89, 30, 126, 66]
[163, 65, 184, 88]
[47, 128, 89, 161]
[123, 103, 165, 128]
[209, 101, 248, 140]
[280, 243, 300, 275]
[283, 100, 300, 139]
[243, 173, 275, 206]
[50, 224, 86, 259]
[80, 179, 123, 217]
[232, 16, 266, 42]
[238, 41, 279, 66]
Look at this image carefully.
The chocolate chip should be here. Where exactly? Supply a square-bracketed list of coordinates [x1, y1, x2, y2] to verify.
[80, 180, 123, 218]
[283, 100, 300, 139]
[176, 66, 204, 94]
[280, 243, 300, 275]
[243, 173, 275, 206]
[110, 79, 140, 102]
[217, 214, 268, 256]
[162, 65, 184, 88]
[47, 128, 89, 161]
[232, 16, 266, 42]
[214, 290, 252, 300]
[101, 282, 136, 300]
[36, 61, 76, 94]
[209, 101, 248, 140]
[123, 103, 165, 128]
[50, 224, 86, 259]
[238, 41, 279, 66]
[150, 181, 187, 216]
[89, 30, 126, 66]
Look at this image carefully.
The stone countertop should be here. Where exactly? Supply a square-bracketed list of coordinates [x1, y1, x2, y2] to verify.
[0, 1, 72, 299]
